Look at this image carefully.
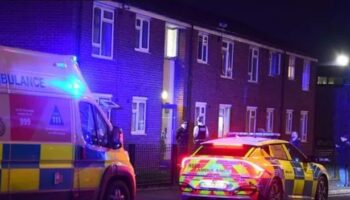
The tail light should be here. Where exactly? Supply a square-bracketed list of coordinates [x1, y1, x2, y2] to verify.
[242, 160, 265, 178]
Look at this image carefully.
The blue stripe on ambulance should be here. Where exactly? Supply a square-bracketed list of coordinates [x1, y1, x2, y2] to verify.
[291, 161, 305, 179]
[74, 146, 106, 168]
[3, 144, 40, 168]
[39, 168, 74, 190]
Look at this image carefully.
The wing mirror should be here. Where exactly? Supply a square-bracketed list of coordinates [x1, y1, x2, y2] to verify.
[110, 126, 123, 149]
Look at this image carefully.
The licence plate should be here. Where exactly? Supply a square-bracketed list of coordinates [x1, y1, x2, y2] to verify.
[200, 180, 227, 190]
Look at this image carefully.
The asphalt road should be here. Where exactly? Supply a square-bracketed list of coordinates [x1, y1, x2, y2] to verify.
[136, 187, 350, 200]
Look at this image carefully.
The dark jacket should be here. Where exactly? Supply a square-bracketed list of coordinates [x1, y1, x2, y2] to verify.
[290, 138, 301, 149]
[336, 139, 350, 166]
[176, 127, 188, 145]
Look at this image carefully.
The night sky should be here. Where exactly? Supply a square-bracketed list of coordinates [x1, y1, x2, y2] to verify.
[172, 0, 350, 64]
[132, 0, 349, 64]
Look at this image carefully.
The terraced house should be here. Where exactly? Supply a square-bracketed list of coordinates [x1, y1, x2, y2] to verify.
[0, 0, 317, 176]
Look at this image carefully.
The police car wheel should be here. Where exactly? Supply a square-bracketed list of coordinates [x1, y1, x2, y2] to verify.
[105, 180, 130, 200]
[267, 179, 283, 200]
[315, 176, 328, 200]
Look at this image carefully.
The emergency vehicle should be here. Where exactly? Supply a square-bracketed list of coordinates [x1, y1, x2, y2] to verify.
[0, 46, 136, 200]
[179, 136, 329, 200]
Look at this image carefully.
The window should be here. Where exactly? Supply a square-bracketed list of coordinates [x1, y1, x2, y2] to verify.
[302, 60, 311, 91]
[288, 56, 295, 80]
[197, 32, 208, 63]
[79, 102, 109, 147]
[195, 102, 207, 125]
[92, 5, 114, 59]
[248, 47, 259, 83]
[266, 108, 274, 133]
[221, 40, 234, 78]
[246, 106, 257, 133]
[286, 109, 293, 134]
[269, 144, 288, 160]
[131, 97, 147, 135]
[317, 76, 327, 85]
[135, 15, 150, 52]
[94, 93, 119, 120]
[300, 111, 308, 142]
[285, 143, 307, 162]
[165, 26, 178, 58]
[218, 104, 231, 137]
[269, 51, 281, 76]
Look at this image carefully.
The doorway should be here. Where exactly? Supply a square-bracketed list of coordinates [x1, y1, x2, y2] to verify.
[161, 104, 177, 160]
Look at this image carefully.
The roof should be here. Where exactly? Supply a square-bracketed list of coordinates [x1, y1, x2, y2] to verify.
[202, 137, 289, 147]
[117, 0, 317, 60]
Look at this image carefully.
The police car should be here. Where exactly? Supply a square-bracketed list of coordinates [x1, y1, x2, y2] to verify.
[179, 137, 328, 200]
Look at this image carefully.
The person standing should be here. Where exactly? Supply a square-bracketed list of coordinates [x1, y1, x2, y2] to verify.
[176, 121, 188, 155]
[336, 134, 350, 187]
[193, 116, 209, 149]
[290, 131, 301, 149]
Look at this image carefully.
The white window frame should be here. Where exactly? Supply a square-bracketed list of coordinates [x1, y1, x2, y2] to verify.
[135, 15, 150, 53]
[266, 108, 274, 133]
[288, 56, 295, 80]
[286, 109, 293, 134]
[92, 4, 114, 60]
[269, 51, 281, 76]
[195, 102, 207, 125]
[221, 39, 234, 79]
[218, 104, 231, 138]
[302, 60, 311, 91]
[131, 96, 148, 135]
[300, 111, 308, 142]
[197, 32, 209, 64]
[165, 24, 179, 58]
[248, 47, 259, 83]
[93, 93, 119, 120]
[246, 106, 257, 133]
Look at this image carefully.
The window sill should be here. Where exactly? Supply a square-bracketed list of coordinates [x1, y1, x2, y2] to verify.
[220, 75, 234, 80]
[248, 80, 258, 83]
[91, 54, 114, 60]
[131, 132, 147, 136]
[135, 48, 150, 54]
[197, 59, 208, 65]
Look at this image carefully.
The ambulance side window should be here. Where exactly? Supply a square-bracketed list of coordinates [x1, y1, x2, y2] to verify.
[79, 102, 97, 145]
[285, 143, 307, 163]
[269, 144, 288, 160]
[94, 107, 109, 147]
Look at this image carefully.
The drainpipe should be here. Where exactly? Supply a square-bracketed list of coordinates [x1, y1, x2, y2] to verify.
[185, 25, 194, 148]
[279, 51, 286, 139]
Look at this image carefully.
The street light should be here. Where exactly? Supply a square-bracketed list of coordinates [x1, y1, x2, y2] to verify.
[336, 54, 349, 67]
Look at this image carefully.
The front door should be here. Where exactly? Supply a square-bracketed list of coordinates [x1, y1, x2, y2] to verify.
[161, 104, 176, 160]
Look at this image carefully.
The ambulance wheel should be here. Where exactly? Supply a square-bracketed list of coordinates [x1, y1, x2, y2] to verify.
[105, 180, 131, 200]
[315, 176, 328, 200]
[265, 178, 283, 200]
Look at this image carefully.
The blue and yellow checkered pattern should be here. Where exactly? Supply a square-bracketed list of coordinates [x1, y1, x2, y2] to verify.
[0, 143, 112, 193]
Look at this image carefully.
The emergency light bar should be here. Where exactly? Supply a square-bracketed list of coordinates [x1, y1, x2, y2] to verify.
[227, 132, 281, 138]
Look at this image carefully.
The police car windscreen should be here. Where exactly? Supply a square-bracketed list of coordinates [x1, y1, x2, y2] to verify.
[196, 144, 253, 157]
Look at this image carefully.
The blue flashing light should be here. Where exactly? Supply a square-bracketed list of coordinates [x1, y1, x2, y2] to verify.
[48, 75, 86, 98]
[54, 62, 67, 68]
[72, 56, 78, 63]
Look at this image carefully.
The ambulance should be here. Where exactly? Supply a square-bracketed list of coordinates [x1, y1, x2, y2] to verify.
[0, 46, 136, 200]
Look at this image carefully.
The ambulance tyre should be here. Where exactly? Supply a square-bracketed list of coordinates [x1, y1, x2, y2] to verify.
[315, 175, 328, 200]
[105, 180, 131, 200]
[262, 178, 283, 200]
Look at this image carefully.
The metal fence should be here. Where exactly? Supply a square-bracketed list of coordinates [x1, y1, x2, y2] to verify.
[126, 144, 180, 187]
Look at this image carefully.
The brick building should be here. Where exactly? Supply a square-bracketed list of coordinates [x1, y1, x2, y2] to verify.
[0, 0, 317, 155]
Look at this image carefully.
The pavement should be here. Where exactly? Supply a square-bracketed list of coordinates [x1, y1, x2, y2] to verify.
[136, 180, 350, 200]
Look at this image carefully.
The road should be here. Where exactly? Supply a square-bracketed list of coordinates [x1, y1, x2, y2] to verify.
[136, 187, 350, 200]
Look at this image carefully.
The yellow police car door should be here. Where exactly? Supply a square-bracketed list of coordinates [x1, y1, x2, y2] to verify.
[284, 143, 315, 198]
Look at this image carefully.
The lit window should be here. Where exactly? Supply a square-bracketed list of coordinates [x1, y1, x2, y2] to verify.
[195, 102, 207, 125]
[300, 111, 308, 142]
[218, 104, 231, 137]
[92, 4, 114, 59]
[269, 51, 281, 76]
[248, 47, 259, 83]
[286, 109, 293, 134]
[302, 60, 311, 91]
[266, 108, 274, 133]
[317, 76, 327, 85]
[288, 56, 295, 80]
[197, 33, 208, 64]
[246, 106, 257, 133]
[135, 15, 150, 52]
[131, 96, 147, 135]
[165, 26, 178, 58]
[221, 40, 234, 78]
